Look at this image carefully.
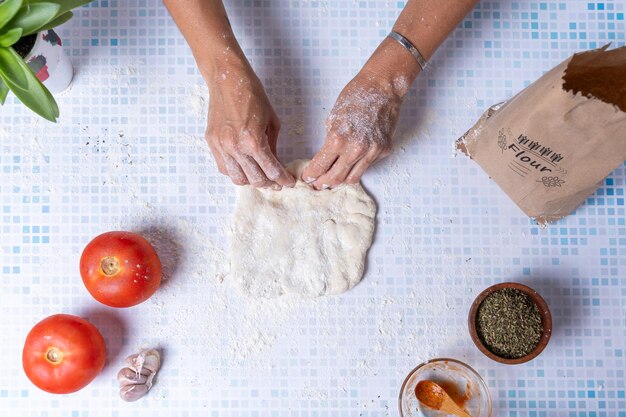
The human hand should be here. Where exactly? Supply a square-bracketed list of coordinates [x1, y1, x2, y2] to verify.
[205, 67, 295, 189]
[303, 38, 419, 189]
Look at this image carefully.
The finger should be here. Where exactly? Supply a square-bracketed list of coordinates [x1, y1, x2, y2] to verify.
[206, 139, 228, 175]
[222, 153, 249, 186]
[302, 144, 340, 185]
[312, 150, 364, 190]
[345, 150, 380, 184]
[254, 142, 295, 188]
[235, 154, 274, 188]
[258, 117, 294, 187]
[206, 108, 230, 176]
[267, 111, 280, 155]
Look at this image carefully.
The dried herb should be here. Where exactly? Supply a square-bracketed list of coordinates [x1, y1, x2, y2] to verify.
[476, 288, 543, 359]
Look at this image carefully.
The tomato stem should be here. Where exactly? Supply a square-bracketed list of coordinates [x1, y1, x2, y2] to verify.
[45, 347, 63, 364]
[101, 256, 120, 276]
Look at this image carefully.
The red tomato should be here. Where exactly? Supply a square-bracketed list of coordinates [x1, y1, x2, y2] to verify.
[22, 314, 106, 394]
[80, 231, 162, 308]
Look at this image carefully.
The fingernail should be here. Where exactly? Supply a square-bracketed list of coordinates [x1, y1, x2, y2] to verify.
[304, 176, 316, 184]
[271, 184, 282, 191]
[321, 184, 330, 190]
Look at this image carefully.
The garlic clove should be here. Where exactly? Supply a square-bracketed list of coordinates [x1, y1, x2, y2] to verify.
[117, 367, 149, 386]
[125, 349, 160, 374]
[119, 384, 149, 402]
[140, 349, 160, 373]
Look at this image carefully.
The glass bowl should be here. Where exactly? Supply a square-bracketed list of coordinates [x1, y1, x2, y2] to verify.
[398, 358, 492, 417]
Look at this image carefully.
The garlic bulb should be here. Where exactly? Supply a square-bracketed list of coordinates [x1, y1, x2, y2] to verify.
[117, 349, 160, 402]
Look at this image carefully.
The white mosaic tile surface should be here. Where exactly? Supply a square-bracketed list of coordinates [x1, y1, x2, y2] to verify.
[1, 1, 625, 416]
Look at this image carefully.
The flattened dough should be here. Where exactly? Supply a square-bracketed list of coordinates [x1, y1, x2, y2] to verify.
[230, 159, 377, 298]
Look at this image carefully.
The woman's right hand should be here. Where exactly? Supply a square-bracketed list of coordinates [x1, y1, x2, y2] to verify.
[205, 66, 295, 189]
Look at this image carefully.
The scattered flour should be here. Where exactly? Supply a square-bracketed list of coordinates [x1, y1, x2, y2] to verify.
[111, 66, 138, 82]
[185, 84, 209, 117]
[301, 386, 329, 401]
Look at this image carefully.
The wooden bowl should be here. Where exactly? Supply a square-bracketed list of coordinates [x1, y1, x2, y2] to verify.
[468, 282, 552, 365]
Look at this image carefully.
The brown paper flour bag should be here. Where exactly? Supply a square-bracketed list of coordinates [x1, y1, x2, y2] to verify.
[457, 45, 626, 225]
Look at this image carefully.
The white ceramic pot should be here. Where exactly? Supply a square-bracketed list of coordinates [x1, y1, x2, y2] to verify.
[23, 29, 73, 94]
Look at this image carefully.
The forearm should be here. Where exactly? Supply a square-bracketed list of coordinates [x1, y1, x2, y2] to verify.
[394, 0, 479, 61]
[362, 0, 479, 94]
[163, 0, 253, 84]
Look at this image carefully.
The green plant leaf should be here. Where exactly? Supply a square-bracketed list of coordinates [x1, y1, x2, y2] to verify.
[26, 0, 93, 17]
[0, 45, 29, 88]
[0, 77, 9, 104]
[0, 0, 23, 30]
[35, 9, 71, 31]
[5, 2, 60, 35]
[0, 47, 58, 121]
[1, 72, 59, 121]
[0, 26, 21, 46]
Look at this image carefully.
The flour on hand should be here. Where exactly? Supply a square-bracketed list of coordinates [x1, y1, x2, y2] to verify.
[230, 159, 377, 298]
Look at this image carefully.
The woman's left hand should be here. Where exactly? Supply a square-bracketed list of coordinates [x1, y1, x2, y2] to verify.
[302, 38, 419, 189]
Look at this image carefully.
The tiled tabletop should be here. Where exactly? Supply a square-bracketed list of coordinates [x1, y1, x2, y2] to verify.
[1, 1, 625, 416]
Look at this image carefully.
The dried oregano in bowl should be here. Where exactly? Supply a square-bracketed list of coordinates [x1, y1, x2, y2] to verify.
[475, 288, 543, 359]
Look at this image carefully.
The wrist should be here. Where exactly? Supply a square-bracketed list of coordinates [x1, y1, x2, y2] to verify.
[360, 37, 421, 97]
[195, 37, 255, 87]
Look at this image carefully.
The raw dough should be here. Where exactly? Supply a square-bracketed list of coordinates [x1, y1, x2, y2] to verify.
[230, 159, 377, 298]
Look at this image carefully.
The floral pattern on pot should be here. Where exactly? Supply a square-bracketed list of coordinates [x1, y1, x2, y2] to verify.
[25, 29, 72, 93]
[42, 30, 62, 47]
[27, 55, 49, 82]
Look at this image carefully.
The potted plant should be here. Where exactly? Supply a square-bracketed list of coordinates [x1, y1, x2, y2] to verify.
[0, 0, 93, 122]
